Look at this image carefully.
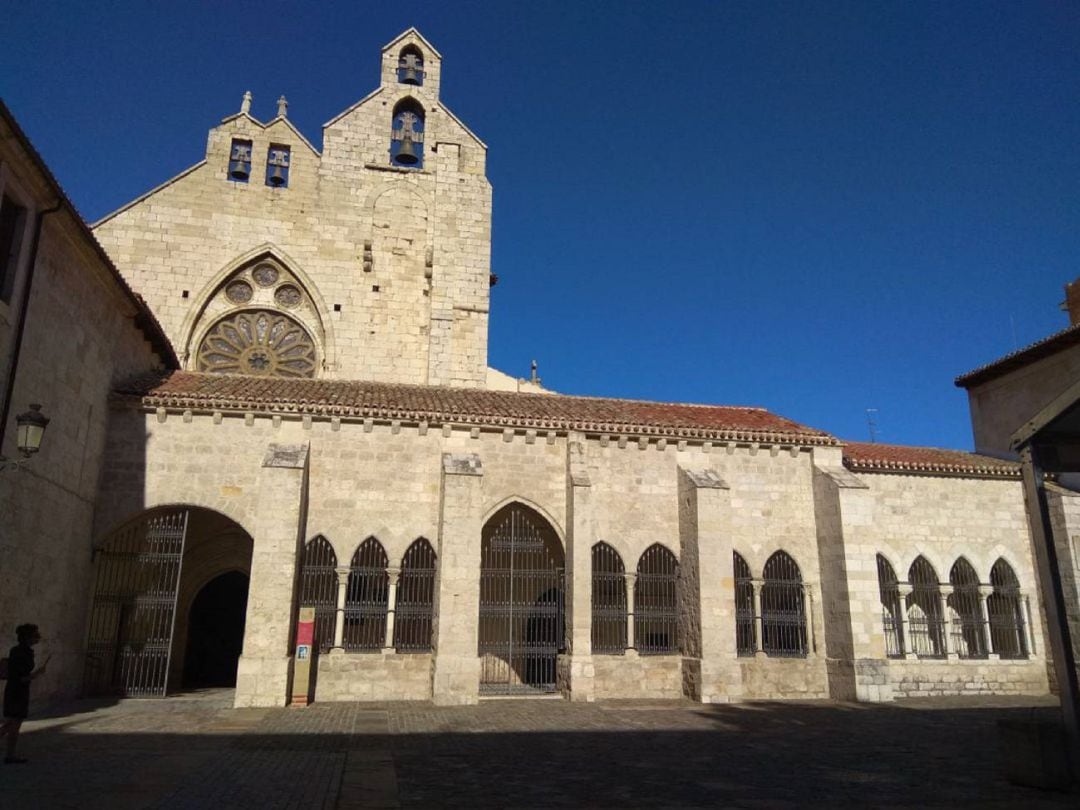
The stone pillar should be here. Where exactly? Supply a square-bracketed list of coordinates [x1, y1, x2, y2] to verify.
[978, 584, 999, 660]
[940, 585, 957, 659]
[431, 453, 484, 705]
[384, 566, 402, 651]
[332, 566, 349, 650]
[235, 443, 309, 708]
[624, 572, 637, 651]
[752, 581, 765, 658]
[897, 584, 916, 660]
[803, 583, 816, 656]
[678, 467, 739, 702]
[565, 434, 595, 701]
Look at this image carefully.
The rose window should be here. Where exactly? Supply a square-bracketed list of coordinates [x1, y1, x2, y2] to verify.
[197, 310, 317, 377]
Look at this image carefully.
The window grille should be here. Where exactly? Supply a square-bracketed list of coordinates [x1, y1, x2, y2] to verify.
[988, 558, 1028, 659]
[266, 144, 290, 187]
[390, 100, 425, 168]
[734, 552, 755, 656]
[394, 538, 436, 652]
[876, 554, 903, 658]
[228, 138, 252, 182]
[634, 544, 678, 655]
[761, 551, 807, 657]
[907, 556, 946, 658]
[344, 537, 389, 652]
[948, 558, 987, 658]
[0, 193, 28, 304]
[299, 535, 337, 653]
[398, 46, 425, 85]
[591, 543, 627, 654]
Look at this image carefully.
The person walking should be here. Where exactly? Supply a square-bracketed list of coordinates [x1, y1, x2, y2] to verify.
[1, 624, 48, 764]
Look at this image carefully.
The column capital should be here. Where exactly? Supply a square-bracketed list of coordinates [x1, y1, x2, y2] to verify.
[387, 565, 403, 585]
[897, 584, 914, 598]
[977, 584, 995, 598]
[622, 571, 638, 585]
[335, 566, 351, 585]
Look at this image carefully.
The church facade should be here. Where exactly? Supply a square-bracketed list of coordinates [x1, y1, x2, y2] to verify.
[4, 30, 1075, 709]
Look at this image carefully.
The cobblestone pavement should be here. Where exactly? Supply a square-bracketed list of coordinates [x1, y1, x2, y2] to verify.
[0, 690, 1076, 808]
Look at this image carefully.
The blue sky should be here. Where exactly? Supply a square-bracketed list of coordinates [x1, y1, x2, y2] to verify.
[3, 2, 1078, 449]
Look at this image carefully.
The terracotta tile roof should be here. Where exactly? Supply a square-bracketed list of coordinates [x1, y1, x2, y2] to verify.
[955, 321, 1080, 388]
[842, 441, 1020, 478]
[115, 371, 839, 446]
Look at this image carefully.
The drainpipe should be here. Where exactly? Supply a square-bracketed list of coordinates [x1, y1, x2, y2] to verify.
[0, 200, 62, 452]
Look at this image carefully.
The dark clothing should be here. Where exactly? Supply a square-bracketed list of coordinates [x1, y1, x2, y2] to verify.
[3, 644, 33, 719]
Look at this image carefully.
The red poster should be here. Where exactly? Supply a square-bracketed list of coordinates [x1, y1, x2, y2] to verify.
[296, 620, 314, 647]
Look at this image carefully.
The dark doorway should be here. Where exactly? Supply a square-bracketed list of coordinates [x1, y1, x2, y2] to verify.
[183, 571, 249, 688]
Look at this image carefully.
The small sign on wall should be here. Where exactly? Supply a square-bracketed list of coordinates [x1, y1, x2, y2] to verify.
[290, 606, 316, 706]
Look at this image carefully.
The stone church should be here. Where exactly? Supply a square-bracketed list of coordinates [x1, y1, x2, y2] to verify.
[2, 30, 1077, 709]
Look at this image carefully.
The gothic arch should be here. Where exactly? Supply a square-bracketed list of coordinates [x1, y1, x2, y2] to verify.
[482, 495, 565, 545]
[179, 245, 334, 371]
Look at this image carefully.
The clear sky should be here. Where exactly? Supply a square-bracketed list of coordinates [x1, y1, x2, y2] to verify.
[3, 1, 1078, 449]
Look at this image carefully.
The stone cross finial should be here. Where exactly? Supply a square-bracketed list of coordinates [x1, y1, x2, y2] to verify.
[241, 90, 252, 115]
[277, 95, 288, 118]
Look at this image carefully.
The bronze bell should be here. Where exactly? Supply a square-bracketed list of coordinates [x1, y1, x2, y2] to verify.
[268, 164, 286, 186]
[402, 67, 420, 85]
[230, 161, 250, 180]
[396, 135, 419, 165]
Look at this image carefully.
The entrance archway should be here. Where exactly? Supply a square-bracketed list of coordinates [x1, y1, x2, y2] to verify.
[183, 571, 249, 687]
[84, 506, 253, 697]
[478, 503, 564, 695]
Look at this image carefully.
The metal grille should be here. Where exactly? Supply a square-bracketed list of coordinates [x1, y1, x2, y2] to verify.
[988, 558, 1028, 659]
[876, 554, 904, 658]
[344, 538, 389, 652]
[84, 509, 189, 697]
[907, 556, 946, 658]
[948, 558, 987, 659]
[734, 552, 755, 656]
[591, 543, 627, 654]
[634, 544, 679, 655]
[394, 538, 436, 652]
[299, 536, 338, 653]
[761, 551, 807, 658]
[478, 505, 565, 695]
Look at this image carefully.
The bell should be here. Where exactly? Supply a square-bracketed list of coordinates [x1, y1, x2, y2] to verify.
[230, 161, 250, 180]
[402, 67, 420, 85]
[268, 164, 286, 186]
[395, 137, 419, 165]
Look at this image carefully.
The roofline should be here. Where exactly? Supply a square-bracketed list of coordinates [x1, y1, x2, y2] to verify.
[0, 99, 178, 368]
[1011, 374, 1080, 450]
[436, 102, 488, 150]
[955, 321, 1080, 388]
[323, 87, 384, 129]
[382, 27, 443, 59]
[840, 441, 1022, 479]
[92, 160, 206, 227]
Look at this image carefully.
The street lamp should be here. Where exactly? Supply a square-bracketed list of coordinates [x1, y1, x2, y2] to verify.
[1, 403, 50, 471]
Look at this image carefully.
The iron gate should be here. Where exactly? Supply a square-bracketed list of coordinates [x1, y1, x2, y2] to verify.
[478, 506, 564, 695]
[84, 509, 189, 697]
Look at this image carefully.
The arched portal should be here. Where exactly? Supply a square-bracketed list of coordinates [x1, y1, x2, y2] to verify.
[478, 503, 565, 695]
[182, 571, 249, 687]
[84, 506, 253, 697]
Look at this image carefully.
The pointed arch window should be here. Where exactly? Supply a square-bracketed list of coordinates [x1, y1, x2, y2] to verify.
[876, 554, 903, 658]
[948, 558, 987, 659]
[344, 537, 389, 651]
[299, 536, 338, 653]
[390, 100, 425, 168]
[591, 543, 627, 654]
[634, 544, 678, 655]
[988, 559, 1028, 659]
[394, 538, 437, 652]
[734, 552, 755, 656]
[761, 551, 807, 657]
[907, 556, 946, 658]
[398, 45, 425, 85]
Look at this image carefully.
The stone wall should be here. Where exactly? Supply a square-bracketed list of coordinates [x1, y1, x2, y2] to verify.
[315, 651, 432, 701]
[593, 653, 683, 700]
[888, 659, 1048, 697]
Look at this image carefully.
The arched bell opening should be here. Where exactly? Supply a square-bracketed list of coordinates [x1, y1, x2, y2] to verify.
[390, 98, 425, 168]
[84, 506, 254, 698]
[182, 571, 250, 688]
[478, 502, 565, 695]
[397, 45, 425, 86]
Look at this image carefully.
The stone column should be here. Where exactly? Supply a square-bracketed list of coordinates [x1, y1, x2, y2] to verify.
[235, 443, 309, 708]
[677, 467, 739, 702]
[624, 572, 638, 652]
[332, 566, 349, 651]
[565, 434, 595, 700]
[431, 453, 484, 705]
[939, 585, 957, 659]
[803, 583, 816, 656]
[752, 581, 765, 658]
[384, 566, 402, 651]
[897, 585, 916, 660]
[978, 584, 999, 660]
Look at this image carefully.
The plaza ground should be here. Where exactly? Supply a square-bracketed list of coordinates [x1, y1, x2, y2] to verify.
[0, 692, 1075, 808]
